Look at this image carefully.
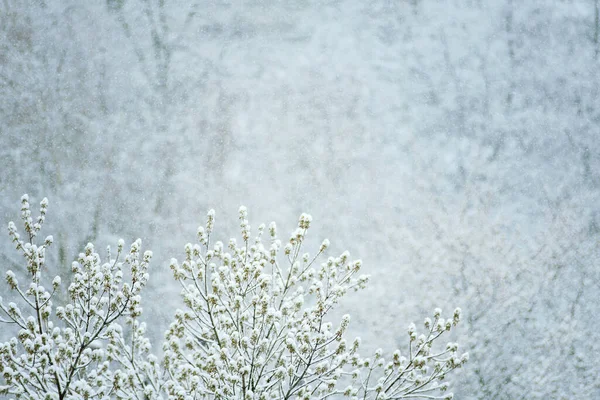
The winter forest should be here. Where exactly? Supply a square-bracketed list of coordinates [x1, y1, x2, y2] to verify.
[1, 0, 599, 399]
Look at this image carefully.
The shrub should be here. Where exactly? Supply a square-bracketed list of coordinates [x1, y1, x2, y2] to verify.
[0, 195, 468, 399]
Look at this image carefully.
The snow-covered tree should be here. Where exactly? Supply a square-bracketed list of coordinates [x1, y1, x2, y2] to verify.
[0, 195, 159, 399]
[1, 196, 467, 399]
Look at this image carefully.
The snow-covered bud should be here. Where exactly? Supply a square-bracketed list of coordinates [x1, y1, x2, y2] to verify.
[284, 243, 293, 255]
[436, 319, 445, 332]
[408, 323, 417, 341]
[446, 342, 458, 352]
[461, 352, 469, 363]
[424, 317, 432, 329]
[453, 307, 461, 325]
[239, 207, 250, 241]
[302, 253, 310, 263]
[206, 209, 215, 233]
[52, 276, 61, 290]
[197, 226, 207, 244]
[144, 250, 153, 262]
[7, 221, 17, 235]
[352, 337, 361, 352]
[269, 222, 277, 238]
[44, 235, 53, 246]
[21, 194, 30, 210]
[298, 213, 312, 229]
[356, 274, 369, 289]
[6, 270, 17, 289]
[413, 356, 426, 368]
[130, 239, 141, 253]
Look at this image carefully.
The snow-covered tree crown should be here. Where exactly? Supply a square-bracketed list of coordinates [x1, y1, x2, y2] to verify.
[1, 195, 468, 399]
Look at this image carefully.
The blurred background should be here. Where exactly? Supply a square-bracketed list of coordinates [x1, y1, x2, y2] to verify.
[1, 0, 599, 398]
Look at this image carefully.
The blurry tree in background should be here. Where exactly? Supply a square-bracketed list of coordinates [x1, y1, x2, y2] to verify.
[0, 0, 112, 272]
[1, 0, 599, 399]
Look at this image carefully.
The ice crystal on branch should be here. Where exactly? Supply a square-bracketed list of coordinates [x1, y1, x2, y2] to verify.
[1, 196, 468, 399]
